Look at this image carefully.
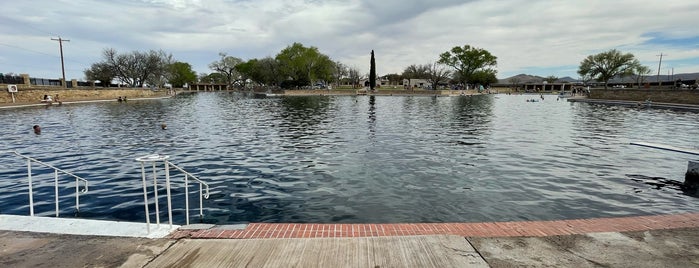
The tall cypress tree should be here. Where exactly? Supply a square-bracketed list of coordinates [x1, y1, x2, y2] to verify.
[369, 50, 376, 91]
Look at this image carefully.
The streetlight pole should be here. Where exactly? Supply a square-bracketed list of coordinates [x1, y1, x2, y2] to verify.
[51, 37, 70, 87]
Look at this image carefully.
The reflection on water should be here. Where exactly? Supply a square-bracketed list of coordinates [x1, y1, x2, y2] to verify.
[1, 93, 698, 224]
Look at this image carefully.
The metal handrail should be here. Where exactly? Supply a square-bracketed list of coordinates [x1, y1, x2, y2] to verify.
[136, 154, 210, 233]
[166, 160, 210, 225]
[2, 150, 89, 217]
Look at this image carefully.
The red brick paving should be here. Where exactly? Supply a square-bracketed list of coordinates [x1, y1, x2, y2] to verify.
[169, 212, 699, 239]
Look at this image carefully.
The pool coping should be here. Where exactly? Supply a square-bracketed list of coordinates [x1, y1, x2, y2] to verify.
[169, 212, 699, 239]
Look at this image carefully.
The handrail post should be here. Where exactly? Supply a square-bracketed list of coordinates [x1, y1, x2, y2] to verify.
[54, 170, 59, 217]
[75, 177, 80, 212]
[164, 160, 173, 228]
[152, 162, 160, 226]
[184, 173, 190, 225]
[199, 182, 204, 218]
[27, 159, 34, 216]
[140, 162, 150, 234]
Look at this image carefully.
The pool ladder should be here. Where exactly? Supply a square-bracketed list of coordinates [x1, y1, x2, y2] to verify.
[1, 150, 89, 217]
[136, 154, 210, 233]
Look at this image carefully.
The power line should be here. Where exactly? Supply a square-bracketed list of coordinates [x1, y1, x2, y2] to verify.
[0, 42, 58, 58]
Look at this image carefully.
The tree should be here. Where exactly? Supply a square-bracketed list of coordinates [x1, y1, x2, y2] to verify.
[544, 75, 558, 84]
[209, 52, 243, 88]
[401, 64, 430, 79]
[84, 62, 115, 86]
[369, 50, 377, 91]
[146, 50, 174, 88]
[348, 67, 363, 88]
[168, 61, 196, 88]
[98, 48, 172, 87]
[331, 61, 348, 87]
[275, 43, 334, 88]
[402, 64, 430, 89]
[234, 59, 257, 88]
[425, 62, 452, 90]
[438, 45, 497, 86]
[383, 73, 402, 85]
[257, 57, 283, 86]
[199, 72, 226, 84]
[469, 70, 498, 86]
[508, 77, 521, 90]
[632, 65, 652, 88]
[577, 49, 640, 89]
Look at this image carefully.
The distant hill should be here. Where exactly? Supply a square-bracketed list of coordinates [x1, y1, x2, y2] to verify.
[498, 74, 543, 84]
[499, 72, 699, 84]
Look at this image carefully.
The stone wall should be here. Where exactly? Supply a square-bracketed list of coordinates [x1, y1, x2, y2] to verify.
[1, 86, 168, 104]
[590, 89, 699, 105]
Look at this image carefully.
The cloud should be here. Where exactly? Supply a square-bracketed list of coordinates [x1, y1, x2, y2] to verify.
[1, 0, 698, 80]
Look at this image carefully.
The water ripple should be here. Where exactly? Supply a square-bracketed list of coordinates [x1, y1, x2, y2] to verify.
[1, 93, 698, 224]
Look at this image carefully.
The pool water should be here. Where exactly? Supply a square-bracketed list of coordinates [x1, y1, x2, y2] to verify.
[1, 93, 698, 224]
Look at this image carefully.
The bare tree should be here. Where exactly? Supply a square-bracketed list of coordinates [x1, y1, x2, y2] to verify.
[402, 64, 430, 89]
[633, 65, 652, 88]
[332, 61, 348, 87]
[348, 67, 364, 88]
[508, 77, 521, 90]
[101, 48, 172, 87]
[425, 62, 452, 90]
[209, 52, 243, 88]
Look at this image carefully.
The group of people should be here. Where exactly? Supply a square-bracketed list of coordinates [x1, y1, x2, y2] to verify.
[41, 95, 53, 102]
[40, 94, 61, 105]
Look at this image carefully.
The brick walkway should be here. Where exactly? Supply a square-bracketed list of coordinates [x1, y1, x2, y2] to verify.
[170, 212, 699, 239]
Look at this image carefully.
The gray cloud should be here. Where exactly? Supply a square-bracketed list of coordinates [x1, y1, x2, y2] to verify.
[1, 0, 698, 80]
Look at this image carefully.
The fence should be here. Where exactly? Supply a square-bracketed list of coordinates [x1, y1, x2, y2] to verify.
[0, 74, 23, 84]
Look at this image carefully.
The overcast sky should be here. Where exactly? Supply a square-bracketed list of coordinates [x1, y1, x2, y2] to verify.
[1, 0, 698, 81]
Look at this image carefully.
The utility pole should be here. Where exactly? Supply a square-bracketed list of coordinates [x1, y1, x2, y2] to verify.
[656, 53, 665, 84]
[51, 36, 70, 87]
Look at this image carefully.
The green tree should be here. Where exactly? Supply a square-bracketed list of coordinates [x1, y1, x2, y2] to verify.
[257, 57, 283, 86]
[84, 62, 115, 86]
[438, 45, 497, 86]
[469, 70, 498, 86]
[209, 52, 243, 88]
[234, 59, 258, 88]
[577, 49, 640, 89]
[199, 72, 226, 84]
[168, 61, 196, 88]
[544, 75, 558, 84]
[275, 43, 334, 88]
[369, 50, 376, 90]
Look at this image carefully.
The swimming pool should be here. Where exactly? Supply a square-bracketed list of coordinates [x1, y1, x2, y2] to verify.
[1, 92, 698, 224]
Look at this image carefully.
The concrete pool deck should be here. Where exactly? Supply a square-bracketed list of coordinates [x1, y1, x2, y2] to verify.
[2, 212, 699, 267]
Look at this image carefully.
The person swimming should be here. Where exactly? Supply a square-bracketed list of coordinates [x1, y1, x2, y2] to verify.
[33, 125, 41, 134]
